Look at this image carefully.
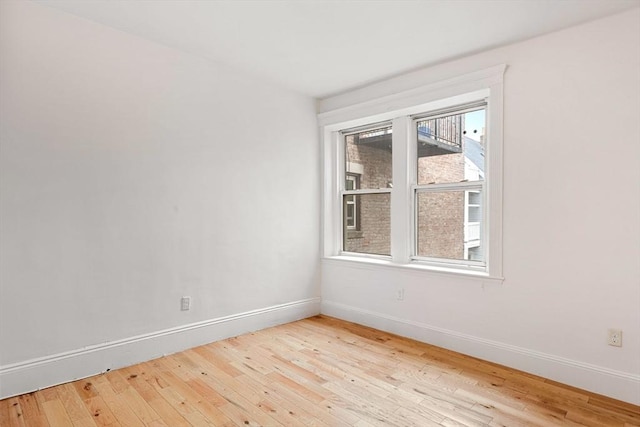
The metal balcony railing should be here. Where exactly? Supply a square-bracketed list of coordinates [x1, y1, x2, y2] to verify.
[352, 115, 463, 157]
[416, 115, 463, 156]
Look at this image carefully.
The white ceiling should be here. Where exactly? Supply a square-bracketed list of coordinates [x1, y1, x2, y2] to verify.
[35, 0, 639, 98]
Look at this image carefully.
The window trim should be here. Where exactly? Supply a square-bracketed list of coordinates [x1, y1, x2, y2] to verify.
[320, 65, 506, 280]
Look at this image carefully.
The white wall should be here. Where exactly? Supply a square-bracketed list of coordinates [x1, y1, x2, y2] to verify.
[0, 1, 320, 397]
[319, 9, 640, 404]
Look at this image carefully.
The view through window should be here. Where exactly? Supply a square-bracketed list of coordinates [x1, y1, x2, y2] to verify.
[340, 105, 486, 266]
[343, 124, 392, 256]
[415, 106, 486, 264]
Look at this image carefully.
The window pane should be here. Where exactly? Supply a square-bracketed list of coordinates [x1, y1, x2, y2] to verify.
[417, 108, 485, 185]
[345, 125, 392, 190]
[416, 190, 483, 262]
[343, 193, 390, 256]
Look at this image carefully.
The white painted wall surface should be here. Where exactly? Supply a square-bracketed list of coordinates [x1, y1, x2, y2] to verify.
[320, 9, 640, 404]
[0, 0, 319, 396]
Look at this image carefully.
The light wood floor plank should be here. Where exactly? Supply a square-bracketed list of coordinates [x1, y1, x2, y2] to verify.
[2, 315, 639, 426]
[12, 393, 50, 427]
[41, 399, 73, 427]
[82, 396, 122, 427]
[70, 417, 98, 427]
[56, 383, 94, 423]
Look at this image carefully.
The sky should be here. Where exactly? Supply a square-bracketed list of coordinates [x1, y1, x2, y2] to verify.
[464, 109, 485, 142]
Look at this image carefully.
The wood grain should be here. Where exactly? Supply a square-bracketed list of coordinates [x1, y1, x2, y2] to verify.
[1, 315, 638, 426]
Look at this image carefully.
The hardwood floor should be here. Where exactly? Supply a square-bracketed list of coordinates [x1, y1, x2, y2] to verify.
[1, 315, 639, 426]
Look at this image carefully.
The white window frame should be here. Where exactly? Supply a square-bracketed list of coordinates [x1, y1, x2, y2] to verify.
[320, 65, 506, 280]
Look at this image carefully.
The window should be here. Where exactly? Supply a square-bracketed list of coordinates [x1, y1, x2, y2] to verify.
[342, 124, 392, 256]
[414, 104, 486, 267]
[320, 65, 505, 278]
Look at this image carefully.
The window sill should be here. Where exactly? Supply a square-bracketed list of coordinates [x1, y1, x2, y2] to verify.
[322, 255, 504, 286]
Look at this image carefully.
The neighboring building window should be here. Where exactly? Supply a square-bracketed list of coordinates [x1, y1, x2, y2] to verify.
[465, 190, 483, 261]
[345, 174, 359, 229]
[342, 124, 392, 256]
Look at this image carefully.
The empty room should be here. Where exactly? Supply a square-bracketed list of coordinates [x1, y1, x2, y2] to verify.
[1, 0, 639, 425]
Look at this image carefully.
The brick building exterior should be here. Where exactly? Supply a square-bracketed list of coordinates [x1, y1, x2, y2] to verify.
[416, 152, 466, 259]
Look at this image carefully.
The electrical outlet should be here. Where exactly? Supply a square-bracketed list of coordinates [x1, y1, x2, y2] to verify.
[608, 329, 622, 347]
[181, 296, 191, 311]
[397, 288, 405, 301]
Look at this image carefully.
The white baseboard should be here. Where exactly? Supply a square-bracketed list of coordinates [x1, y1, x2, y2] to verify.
[321, 300, 640, 405]
[0, 298, 321, 400]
